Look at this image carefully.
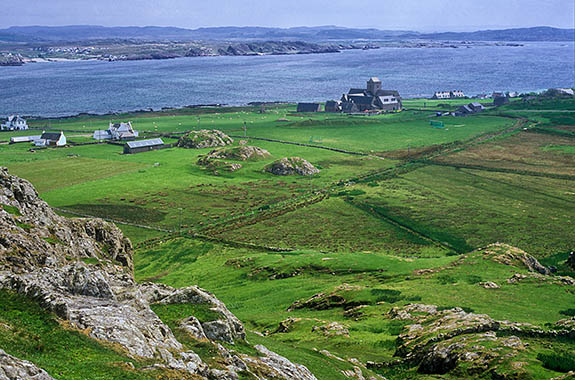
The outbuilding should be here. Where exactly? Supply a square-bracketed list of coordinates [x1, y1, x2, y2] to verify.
[123, 138, 166, 154]
[297, 103, 322, 113]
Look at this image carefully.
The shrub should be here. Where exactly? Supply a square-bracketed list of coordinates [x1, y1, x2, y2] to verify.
[559, 309, 575, 317]
[537, 352, 575, 373]
[437, 274, 457, 285]
[371, 289, 404, 303]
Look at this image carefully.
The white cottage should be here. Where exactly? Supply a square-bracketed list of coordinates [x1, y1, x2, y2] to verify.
[1, 115, 28, 131]
[35, 131, 67, 147]
[93, 122, 139, 141]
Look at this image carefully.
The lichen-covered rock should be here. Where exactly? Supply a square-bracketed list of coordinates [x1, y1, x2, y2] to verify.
[478, 281, 500, 289]
[264, 157, 319, 176]
[312, 322, 350, 337]
[390, 304, 533, 378]
[0, 167, 317, 380]
[202, 145, 271, 161]
[480, 243, 551, 275]
[0, 349, 56, 380]
[177, 130, 233, 149]
[242, 345, 318, 380]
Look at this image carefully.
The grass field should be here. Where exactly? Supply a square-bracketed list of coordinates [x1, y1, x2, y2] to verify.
[1, 96, 574, 379]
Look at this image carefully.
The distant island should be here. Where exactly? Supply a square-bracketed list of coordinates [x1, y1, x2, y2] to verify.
[0, 25, 572, 66]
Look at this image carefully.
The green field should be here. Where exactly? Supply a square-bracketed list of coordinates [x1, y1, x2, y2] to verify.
[1, 97, 574, 379]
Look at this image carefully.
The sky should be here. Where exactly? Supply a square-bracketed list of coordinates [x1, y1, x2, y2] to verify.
[2, 0, 574, 31]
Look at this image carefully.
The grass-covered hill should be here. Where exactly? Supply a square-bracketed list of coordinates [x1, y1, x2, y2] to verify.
[0, 95, 574, 379]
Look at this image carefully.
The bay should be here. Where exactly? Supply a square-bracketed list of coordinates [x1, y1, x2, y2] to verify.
[0, 42, 573, 118]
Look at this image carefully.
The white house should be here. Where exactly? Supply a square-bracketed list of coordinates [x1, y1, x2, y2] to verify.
[35, 131, 66, 147]
[1, 115, 28, 131]
[93, 122, 139, 141]
[432, 91, 451, 99]
[10, 135, 42, 144]
[432, 91, 465, 99]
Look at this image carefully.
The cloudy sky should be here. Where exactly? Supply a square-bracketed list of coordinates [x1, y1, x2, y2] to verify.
[2, 0, 574, 31]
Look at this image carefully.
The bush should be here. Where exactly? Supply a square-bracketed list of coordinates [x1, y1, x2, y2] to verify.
[437, 274, 457, 285]
[465, 275, 483, 284]
[537, 352, 575, 373]
[559, 309, 575, 317]
[371, 289, 404, 303]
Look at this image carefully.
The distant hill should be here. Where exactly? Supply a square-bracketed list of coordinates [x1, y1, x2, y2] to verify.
[416, 26, 575, 42]
[0, 25, 573, 43]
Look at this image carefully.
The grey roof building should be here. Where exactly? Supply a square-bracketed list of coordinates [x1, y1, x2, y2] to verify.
[339, 78, 402, 113]
[124, 138, 166, 154]
[297, 103, 322, 113]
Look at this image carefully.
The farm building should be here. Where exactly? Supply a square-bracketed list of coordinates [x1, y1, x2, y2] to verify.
[9, 135, 42, 144]
[493, 96, 510, 106]
[431, 90, 465, 99]
[297, 103, 322, 113]
[338, 77, 402, 113]
[325, 100, 342, 113]
[35, 131, 66, 147]
[455, 102, 486, 116]
[93, 122, 139, 141]
[123, 138, 166, 154]
[1, 115, 28, 131]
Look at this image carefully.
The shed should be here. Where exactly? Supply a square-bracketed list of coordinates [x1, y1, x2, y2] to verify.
[10, 135, 42, 144]
[123, 138, 165, 154]
[297, 103, 322, 113]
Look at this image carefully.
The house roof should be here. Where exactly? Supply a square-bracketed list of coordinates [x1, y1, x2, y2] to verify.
[376, 90, 401, 97]
[470, 102, 485, 108]
[368, 77, 381, 83]
[126, 138, 164, 149]
[349, 95, 374, 105]
[41, 132, 63, 140]
[348, 88, 366, 95]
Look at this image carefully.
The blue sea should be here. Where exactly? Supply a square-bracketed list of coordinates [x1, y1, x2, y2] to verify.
[0, 42, 574, 118]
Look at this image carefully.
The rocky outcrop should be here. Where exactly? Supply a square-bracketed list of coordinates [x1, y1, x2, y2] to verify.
[0, 349, 56, 380]
[480, 243, 551, 274]
[242, 345, 318, 380]
[177, 130, 233, 149]
[388, 303, 575, 378]
[0, 167, 316, 380]
[265, 157, 319, 176]
[200, 145, 271, 162]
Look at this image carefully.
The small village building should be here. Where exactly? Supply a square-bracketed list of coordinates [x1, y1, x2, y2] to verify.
[93, 122, 139, 141]
[123, 138, 165, 154]
[297, 103, 322, 113]
[325, 100, 342, 113]
[9, 135, 42, 144]
[554, 88, 574, 96]
[35, 131, 67, 147]
[432, 91, 451, 99]
[1, 115, 28, 131]
[432, 90, 465, 99]
[455, 102, 485, 116]
[493, 96, 510, 106]
[338, 77, 402, 113]
[492, 92, 505, 98]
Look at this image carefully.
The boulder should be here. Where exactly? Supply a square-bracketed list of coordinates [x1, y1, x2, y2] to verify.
[478, 281, 500, 289]
[0, 167, 317, 380]
[0, 349, 56, 380]
[265, 157, 319, 176]
[177, 130, 233, 149]
[201, 145, 271, 161]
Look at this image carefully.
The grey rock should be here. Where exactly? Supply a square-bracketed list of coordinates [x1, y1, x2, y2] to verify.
[265, 157, 319, 176]
[0, 349, 55, 380]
